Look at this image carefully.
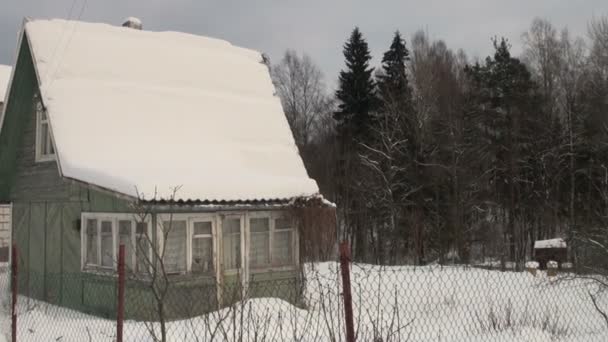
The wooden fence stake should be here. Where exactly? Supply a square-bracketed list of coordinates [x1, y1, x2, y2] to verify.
[11, 244, 18, 342]
[339, 241, 355, 342]
[117, 244, 125, 342]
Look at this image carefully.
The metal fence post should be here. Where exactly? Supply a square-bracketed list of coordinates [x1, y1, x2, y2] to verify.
[339, 241, 355, 342]
[11, 243, 18, 342]
[117, 244, 125, 342]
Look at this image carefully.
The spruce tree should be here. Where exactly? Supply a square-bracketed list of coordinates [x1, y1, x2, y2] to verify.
[465, 38, 544, 264]
[334, 27, 377, 142]
[377, 31, 413, 110]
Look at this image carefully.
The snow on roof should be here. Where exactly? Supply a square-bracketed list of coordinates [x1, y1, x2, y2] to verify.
[534, 238, 567, 249]
[24, 19, 319, 201]
[123, 17, 142, 26]
[0, 64, 12, 103]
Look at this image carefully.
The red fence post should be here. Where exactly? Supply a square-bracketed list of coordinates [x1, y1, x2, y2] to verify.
[339, 241, 355, 342]
[117, 244, 125, 342]
[11, 244, 18, 342]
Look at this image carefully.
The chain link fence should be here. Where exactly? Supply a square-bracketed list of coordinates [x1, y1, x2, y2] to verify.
[0, 245, 607, 341]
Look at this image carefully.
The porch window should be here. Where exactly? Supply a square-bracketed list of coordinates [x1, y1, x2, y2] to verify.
[162, 220, 187, 274]
[222, 217, 241, 271]
[35, 95, 55, 162]
[100, 221, 114, 268]
[156, 215, 217, 275]
[273, 217, 294, 266]
[118, 220, 151, 274]
[85, 219, 99, 266]
[191, 221, 214, 274]
[81, 213, 151, 273]
[250, 218, 270, 268]
[135, 222, 151, 274]
[248, 215, 296, 270]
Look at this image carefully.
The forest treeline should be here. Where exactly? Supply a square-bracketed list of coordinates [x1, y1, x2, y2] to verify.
[271, 17, 608, 267]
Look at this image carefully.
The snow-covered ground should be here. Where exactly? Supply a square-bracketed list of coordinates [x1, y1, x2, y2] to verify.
[0, 263, 606, 341]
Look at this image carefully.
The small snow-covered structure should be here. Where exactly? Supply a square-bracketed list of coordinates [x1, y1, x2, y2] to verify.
[0, 18, 335, 319]
[534, 238, 568, 270]
[122, 16, 142, 30]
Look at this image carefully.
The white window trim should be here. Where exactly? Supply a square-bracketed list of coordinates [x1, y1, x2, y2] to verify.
[80, 211, 298, 280]
[80, 213, 152, 274]
[34, 98, 56, 163]
[217, 212, 246, 277]
[249, 211, 299, 274]
[157, 213, 218, 276]
[248, 212, 272, 271]
[191, 218, 216, 275]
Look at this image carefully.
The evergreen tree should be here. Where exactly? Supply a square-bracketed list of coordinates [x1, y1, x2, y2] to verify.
[335, 27, 377, 142]
[465, 38, 544, 264]
[358, 31, 416, 264]
[377, 31, 413, 110]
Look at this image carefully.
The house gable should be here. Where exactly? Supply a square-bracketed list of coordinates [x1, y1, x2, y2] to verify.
[0, 32, 70, 202]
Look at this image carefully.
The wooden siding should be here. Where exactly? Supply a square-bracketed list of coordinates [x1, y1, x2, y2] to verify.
[0, 34, 70, 202]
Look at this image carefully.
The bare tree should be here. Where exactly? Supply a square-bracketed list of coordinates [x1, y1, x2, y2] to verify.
[358, 95, 421, 264]
[588, 15, 608, 76]
[522, 18, 561, 118]
[129, 186, 187, 342]
[272, 50, 334, 148]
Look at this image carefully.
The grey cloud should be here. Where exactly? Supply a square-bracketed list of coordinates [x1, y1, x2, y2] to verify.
[0, 0, 606, 88]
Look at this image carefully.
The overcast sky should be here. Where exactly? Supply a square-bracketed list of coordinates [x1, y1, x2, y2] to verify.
[1, 0, 606, 90]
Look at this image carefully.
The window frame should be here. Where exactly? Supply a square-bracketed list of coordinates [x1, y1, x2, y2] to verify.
[34, 95, 56, 163]
[81, 211, 297, 277]
[248, 211, 298, 274]
[247, 212, 272, 270]
[157, 213, 218, 276]
[219, 213, 245, 276]
[81, 213, 152, 274]
[190, 219, 216, 275]
[271, 213, 297, 269]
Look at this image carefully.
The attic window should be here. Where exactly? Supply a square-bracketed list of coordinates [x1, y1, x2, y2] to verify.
[35, 95, 55, 162]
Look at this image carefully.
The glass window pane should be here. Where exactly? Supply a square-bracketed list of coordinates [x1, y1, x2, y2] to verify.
[223, 218, 240, 234]
[86, 219, 98, 265]
[250, 218, 269, 233]
[100, 221, 114, 268]
[222, 218, 241, 270]
[118, 220, 133, 270]
[41, 123, 49, 155]
[163, 220, 187, 273]
[251, 232, 270, 268]
[48, 134, 55, 154]
[275, 217, 292, 230]
[192, 237, 214, 274]
[135, 222, 149, 274]
[193, 221, 212, 236]
[273, 230, 293, 266]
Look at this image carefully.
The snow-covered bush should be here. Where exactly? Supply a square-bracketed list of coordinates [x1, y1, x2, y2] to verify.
[525, 261, 539, 269]
[505, 261, 516, 269]
[547, 260, 558, 269]
[561, 262, 573, 269]
[476, 301, 570, 339]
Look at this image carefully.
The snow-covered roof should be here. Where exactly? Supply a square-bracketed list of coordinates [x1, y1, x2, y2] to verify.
[123, 17, 142, 26]
[22, 19, 318, 201]
[534, 238, 567, 249]
[0, 64, 12, 103]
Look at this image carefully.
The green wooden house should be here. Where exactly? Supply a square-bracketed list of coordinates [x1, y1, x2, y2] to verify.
[0, 18, 335, 319]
